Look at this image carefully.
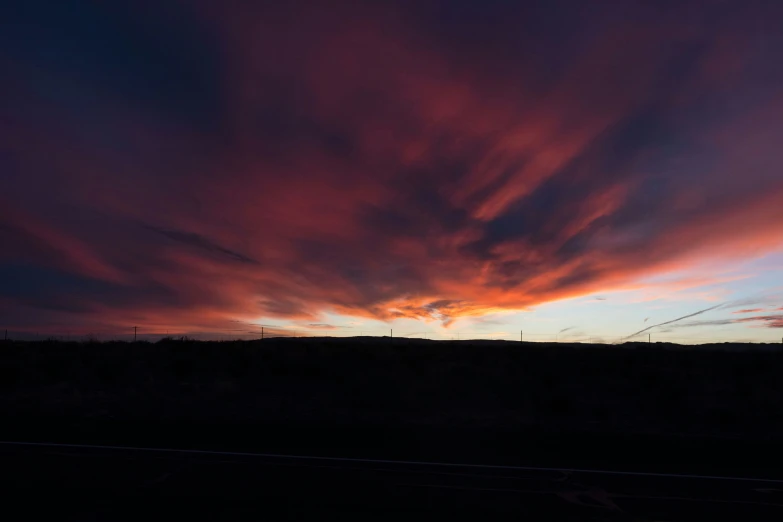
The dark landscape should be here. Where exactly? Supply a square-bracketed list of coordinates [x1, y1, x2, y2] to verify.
[3, 338, 783, 468]
[4, 338, 783, 520]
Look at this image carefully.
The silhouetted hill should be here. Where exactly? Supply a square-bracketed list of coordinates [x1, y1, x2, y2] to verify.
[2, 338, 783, 473]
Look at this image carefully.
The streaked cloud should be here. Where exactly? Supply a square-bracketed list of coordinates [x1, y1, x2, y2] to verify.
[734, 315, 783, 329]
[671, 314, 783, 330]
[1, 1, 783, 334]
[307, 323, 341, 330]
[622, 304, 723, 340]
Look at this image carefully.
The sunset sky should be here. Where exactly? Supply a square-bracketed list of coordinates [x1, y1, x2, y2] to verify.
[2, 0, 782, 342]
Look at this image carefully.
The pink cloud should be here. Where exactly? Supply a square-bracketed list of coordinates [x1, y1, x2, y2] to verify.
[2, 1, 783, 334]
[734, 315, 783, 329]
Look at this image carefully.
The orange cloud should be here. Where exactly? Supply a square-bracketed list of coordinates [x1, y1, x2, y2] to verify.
[2, 1, 783, 334]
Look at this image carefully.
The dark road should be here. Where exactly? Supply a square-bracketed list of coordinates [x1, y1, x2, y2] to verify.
[2, 441, 783, 521]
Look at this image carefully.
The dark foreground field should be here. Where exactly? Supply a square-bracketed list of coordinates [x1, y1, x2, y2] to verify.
[2, 338, 783, 467]
[3, 338, 783, 520]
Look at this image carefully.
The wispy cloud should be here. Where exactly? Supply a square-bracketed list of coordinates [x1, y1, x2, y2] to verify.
[1, 1, 783, 333]
[734, 315, 783, 329]
[622, 305, 723, 340]
[144, 225, 258, 265]
[667, 314, 783, 330]
[719, 292, 783, 311]
[307, 323, 341, 330]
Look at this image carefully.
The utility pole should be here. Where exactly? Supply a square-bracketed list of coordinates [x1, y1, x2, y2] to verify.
[390, 329, 393, 339]
[261, 326, 264, 340]
[520, 330, 523, 342]
[648, 333, 651, 343]
[133, 326, 138, 342]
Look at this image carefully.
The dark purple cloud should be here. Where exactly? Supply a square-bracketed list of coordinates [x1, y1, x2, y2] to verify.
[2, 0, 783, 333]
[671, 315, 783, 330]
